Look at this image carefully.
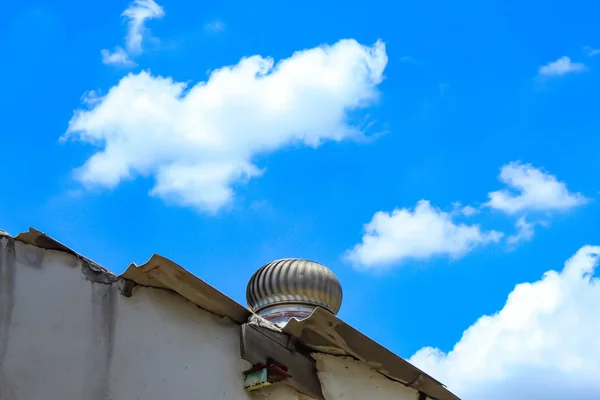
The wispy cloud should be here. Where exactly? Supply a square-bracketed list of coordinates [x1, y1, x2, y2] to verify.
[506, 216, 536, 245]
[399, 55, 420, 64]
[122, 0, 164, 53]
[461, 205, 480, 217]
[439, 83, 450, 96]
[101, 47, 136, 67]
[538, 56, 586, 77]
[584, 46, 600, 56]
[451, 202, 480, 217]
[204, 20, 225, 33]
[101, 0, 165, 67]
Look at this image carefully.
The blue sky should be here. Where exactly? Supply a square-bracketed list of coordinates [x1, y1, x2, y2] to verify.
[2, 1, 600, 398]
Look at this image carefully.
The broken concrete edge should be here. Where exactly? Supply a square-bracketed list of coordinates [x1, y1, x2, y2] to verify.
[0, 226, 459, 400]
[310, 351, 437, 400]
[303, 343, 441, 400]
[1, 227, 248, 325]
[2, 227, 118, 285]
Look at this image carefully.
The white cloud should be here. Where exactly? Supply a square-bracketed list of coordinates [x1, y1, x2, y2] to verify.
[506, 216, 536, 245]
[205, 20, 225, 33]
[101, 47, 136, 67]
[486, 161, 588, 215]
[101, 0, 164, 66]
[538, 56, 586, 77]
[461, 205, 480, 217]
[410, 245, 600, 400]
[122, 0, 164, 54]
[584, 46, 600, 56]
[64, 39, 388, 212]
[345, 200, 503, 268]
[450, 202, 480, 217]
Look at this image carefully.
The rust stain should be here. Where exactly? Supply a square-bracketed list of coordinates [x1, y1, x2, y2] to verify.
[86, 283, 117, 400]
[0, 238, 16, 369]
[0, 239, 17, 400]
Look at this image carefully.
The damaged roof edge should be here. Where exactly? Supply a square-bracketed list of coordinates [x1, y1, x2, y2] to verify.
[284, 308, 460, 400]
[2, 226, 459, 400]
[10, 227, 117, 283]
[121, 254, 251, 324]
[4, 227, 251, 324]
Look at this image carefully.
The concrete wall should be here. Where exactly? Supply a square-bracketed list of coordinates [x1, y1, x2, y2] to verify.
[315, 354, 419, 400]
[252, 355, 420, 400]
[0, 236, 421, 400]
[0, 237, 251, 400]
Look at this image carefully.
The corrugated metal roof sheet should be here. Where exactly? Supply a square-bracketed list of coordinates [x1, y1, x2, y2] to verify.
[6, 227, 460, 400]
[121, 254, 252, 325]
[284, 308, 460, 400]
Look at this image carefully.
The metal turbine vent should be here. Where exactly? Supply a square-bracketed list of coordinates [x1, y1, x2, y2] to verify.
[246, 258, 343, 327]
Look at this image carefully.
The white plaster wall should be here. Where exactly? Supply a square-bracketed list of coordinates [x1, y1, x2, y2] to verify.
[0, 238, 253, 400]
[249, 383, 314, 400]
[314, 353, 419, 400]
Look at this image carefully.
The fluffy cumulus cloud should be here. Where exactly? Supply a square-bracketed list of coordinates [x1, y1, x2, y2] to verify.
[345, 200, 503, 268]
[410, 245, 600, 400]
[65, 39, 388, 212]
[538, 56, 586, 77]
[486, 161, 587, 215]
[102, 0, 165, 66]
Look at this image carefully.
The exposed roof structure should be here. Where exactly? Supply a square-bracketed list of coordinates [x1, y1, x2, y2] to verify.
[2, 227, 460, 400]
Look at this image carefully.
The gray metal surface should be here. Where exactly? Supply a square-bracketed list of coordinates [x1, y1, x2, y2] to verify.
[246, 258, 343, 315]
